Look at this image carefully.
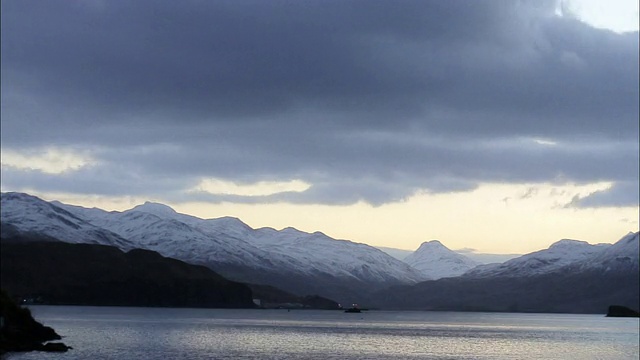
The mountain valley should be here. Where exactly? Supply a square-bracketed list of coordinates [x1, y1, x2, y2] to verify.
[1, 192, 638, 313]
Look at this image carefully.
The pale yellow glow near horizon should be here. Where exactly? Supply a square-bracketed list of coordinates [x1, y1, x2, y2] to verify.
[191, 178, 311, 196]
[173, 181, 637, 254]
[0, 147, 94, 174]
[19, 181, 639, 255]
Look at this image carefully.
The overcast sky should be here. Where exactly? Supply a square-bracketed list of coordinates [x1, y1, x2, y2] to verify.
[1, 0, 638, 253]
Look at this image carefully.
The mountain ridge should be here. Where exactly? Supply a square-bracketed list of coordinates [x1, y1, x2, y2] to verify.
[2, 191, 637, 310]
[374, 232, 639, 313]
[463, 236, 627, 278]
[1, 192, 425, 303]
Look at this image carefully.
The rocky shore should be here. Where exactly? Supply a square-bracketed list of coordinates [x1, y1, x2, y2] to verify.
[0, 290, 71, 355]
[606, 305, 640, 317]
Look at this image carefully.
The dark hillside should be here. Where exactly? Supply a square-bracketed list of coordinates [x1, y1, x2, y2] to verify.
[374, 270, 639, 314]
[1, 241, 255, 308]
[0, 289, 71, 354]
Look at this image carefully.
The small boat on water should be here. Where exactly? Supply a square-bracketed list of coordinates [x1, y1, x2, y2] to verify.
[343, 303, 361, 313]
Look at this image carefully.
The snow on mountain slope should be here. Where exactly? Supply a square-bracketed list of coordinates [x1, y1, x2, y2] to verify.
[130, 201, 180, 218]
[464, 238, 611, 278]
[403, 240, 479, 280]
[0, 192, 135, 249]
[14, 193, 425, 285]
[580, 232, 639, 272]
[246, 227, 427, 283]
[55, 201, 298, 271]
[111, 202, 427, 283]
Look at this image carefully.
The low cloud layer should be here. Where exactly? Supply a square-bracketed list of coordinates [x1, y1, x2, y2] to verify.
[1, 0, 638, 207]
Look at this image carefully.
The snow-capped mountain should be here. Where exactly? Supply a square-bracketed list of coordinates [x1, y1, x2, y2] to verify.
[464, 237, 618, 278]
[403, 240, 479, 279]
[0, 192, 134, 250]
[247, 227, 424, 284]
[55, 202, 278, 269]
[377, 245, 519, 264]
[1, 192, 426, 301]
[57, 200, 426, 284]
[580, 232, 639, 272]
[4, 192, 637, 305]
[374, 233, 640, 313]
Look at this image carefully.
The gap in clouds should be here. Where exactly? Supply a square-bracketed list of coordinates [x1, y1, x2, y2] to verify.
[1, 0, 637, 250]
[11, 181, 637, 254]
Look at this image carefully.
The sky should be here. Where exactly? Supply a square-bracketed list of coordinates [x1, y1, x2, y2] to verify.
[1, 0, 638, 254]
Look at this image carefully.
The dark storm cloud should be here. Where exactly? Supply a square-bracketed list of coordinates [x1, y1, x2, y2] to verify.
[0, 163, 194, 199]
[1, 0, 638, 207]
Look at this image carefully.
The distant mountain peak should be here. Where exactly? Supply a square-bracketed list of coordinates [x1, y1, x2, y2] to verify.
[404, 240, 479, 280]
[1, 192, 39, 202]
[209, 216, 246, 225]
[549, 239, 590, 248]
[464, 235, 628, 278]
[216, 215, 242, 221]
[204, 216, 254, 233]
[417, 240, 445, 249]
[582, 231, 639, 272]
[1, 192, 135, 250]
[622, 231, 639, 244]
[129, 201, 177, 216]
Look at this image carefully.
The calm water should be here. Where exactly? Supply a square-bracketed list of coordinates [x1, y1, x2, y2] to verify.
[7, 306, 639, 359]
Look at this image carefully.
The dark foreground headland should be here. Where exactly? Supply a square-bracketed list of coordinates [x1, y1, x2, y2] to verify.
[0, 290, 71, 355]
[606, 305, 640, 317]
[0, 241, 256, 308]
